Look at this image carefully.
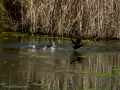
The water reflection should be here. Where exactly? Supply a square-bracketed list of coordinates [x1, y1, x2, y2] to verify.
[70, 51, 83, 64]
[0, 36, 120, 90]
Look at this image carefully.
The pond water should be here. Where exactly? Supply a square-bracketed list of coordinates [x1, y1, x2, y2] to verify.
[0, 36, 120, 90]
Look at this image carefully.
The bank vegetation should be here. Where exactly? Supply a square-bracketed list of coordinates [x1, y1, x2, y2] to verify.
[0, 0, 120, 39]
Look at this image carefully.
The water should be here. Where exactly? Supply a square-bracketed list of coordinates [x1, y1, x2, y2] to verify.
[0, 36, 120, 90]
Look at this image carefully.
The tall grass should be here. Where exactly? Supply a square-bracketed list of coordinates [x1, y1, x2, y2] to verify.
[0, 0, 120, 39]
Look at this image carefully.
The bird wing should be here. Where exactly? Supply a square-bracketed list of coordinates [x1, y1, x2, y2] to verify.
[76, 38, 82, 44]
[71, 39, 77, 45]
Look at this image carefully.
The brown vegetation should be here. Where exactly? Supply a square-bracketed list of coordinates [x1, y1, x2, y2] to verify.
[0, 0, 120, 39]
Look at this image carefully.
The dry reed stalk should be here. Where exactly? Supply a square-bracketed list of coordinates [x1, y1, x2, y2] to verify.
[1, 0, 120, 39]
[0, 4, 14, 29]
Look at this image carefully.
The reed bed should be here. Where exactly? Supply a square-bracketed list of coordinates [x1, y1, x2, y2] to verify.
[0, 0, 120, 39]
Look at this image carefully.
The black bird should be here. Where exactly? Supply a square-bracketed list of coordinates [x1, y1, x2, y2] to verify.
[47, 44, 53, 48]
[71, 38, 84, 50]
[43, 41, 56, 50]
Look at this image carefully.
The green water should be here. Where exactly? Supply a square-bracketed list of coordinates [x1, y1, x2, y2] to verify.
[0, 36, 120, 90]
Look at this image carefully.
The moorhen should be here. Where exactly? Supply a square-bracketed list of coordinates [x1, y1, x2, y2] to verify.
[71, 38, 84, 50]
[47, 44, 53, 48]
[43, 41, 56, 50]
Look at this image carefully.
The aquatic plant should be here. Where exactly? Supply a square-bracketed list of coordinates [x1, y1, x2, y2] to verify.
[80, 56, 86, 57]
[21, 53, 29, 55]
[27, 83, 47, 86]
[36, 56, 50, 58]
[0, 83, 6, 85]
[18, 56, 25, 58]
[0, 32, 29, 37]
[112, 69, 120, 72]
[98, 62, 111, 64]
[55, 70, 117, 77]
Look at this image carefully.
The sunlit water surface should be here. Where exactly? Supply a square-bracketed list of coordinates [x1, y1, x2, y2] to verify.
[0, 36, 120, 90]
